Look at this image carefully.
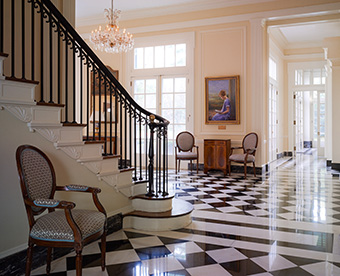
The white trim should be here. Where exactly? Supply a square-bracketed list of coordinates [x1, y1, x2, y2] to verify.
[79, 3, 340, 38]
[0, 243, 27, 259]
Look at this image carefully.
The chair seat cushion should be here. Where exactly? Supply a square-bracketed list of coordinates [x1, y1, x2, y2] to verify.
[229, 154, 255, 162]
[30, 210, 106, 242]
[177, 152, 198, 159]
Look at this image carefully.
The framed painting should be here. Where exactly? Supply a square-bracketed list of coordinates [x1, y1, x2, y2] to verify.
[205, 75, 240, 125]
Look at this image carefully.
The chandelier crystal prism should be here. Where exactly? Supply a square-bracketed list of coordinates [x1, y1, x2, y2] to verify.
[90, 0, 134, 53]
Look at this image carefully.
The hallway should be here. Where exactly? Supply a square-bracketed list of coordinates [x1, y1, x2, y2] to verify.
[31, 153, 340, 276]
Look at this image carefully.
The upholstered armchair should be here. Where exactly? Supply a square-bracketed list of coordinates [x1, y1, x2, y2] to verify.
[175, 131, 199, 173]
[228, 132, 258, 179]
[16, 145, 107, 276]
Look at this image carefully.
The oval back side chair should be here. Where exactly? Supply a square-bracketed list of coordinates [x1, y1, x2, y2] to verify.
[228, 132, 258, 179]
[16, 145, 107, 276]
[175, 131, 199, 173]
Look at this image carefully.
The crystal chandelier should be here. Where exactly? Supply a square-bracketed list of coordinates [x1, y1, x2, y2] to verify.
[90, 0, 134, 53]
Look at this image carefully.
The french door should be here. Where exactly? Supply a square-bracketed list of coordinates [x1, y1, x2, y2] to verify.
[268, 83, 278, 162]
[294, 91, 304, 153]
[313, 90, 325, 156]
[132, 75, 192, 166]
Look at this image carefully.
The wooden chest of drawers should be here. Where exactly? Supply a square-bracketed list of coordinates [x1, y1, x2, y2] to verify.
[204, 139, 231, 175]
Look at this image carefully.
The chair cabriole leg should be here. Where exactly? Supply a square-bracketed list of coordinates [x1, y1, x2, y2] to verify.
[46, 247, 52, 275]
[75, 249, 82, 276]
[253, 162, 256, 177]
[25, 241, 34, 276]
[101, 232, 106, 271]
[244, 163, 247, 179]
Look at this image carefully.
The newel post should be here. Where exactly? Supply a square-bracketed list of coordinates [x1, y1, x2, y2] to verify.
[146, 114, 156, 197]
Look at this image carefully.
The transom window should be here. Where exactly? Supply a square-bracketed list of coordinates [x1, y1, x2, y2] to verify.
[134, 44, 186, 69]
[295, 68, 326, 85]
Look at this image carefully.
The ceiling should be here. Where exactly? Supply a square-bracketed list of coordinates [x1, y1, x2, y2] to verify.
[76, 0, 340, 48]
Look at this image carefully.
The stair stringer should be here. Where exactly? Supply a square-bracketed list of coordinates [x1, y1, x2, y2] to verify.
[0, 78, 132, 193]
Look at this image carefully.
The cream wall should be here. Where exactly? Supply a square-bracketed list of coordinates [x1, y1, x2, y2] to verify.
[77, 0, 340, 168]
[0, 110, 131, 257]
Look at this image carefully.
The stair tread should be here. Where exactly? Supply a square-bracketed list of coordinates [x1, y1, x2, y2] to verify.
[5, 76, 39, 85]
[120, 167, 135, 173]
[131, 194, 174, 200]
[103, 154, 121, 159]
[0, 52, 9, 57]
[63, 122, 87, 127]
[124, 198, 193, 219]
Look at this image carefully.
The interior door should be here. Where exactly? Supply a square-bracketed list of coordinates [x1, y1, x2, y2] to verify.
[313, 90, 325, 156]
[294, 91, 304, 153]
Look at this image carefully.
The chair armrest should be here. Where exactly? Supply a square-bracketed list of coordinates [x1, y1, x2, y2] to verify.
[245, 148, 256, 154]
[56, 185, 106, 215]
[25, 198, 75, 209]
[230, 146, 242, 155]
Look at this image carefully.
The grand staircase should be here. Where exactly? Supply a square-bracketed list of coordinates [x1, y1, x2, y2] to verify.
[0, 0, 192, 232]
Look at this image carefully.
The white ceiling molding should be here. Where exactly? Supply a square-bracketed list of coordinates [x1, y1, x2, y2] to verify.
[76, 0, 274, 27]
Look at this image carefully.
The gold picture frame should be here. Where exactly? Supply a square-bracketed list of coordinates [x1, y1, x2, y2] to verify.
[205, 75, 240, 125]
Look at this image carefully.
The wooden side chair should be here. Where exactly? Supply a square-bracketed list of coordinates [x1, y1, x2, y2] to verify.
[228, 132, 258, 179]
[175, 131, 199, 173]
[16, 145, 107, 276]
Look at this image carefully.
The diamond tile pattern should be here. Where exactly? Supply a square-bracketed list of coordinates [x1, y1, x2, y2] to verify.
[31, 153, 340, 276]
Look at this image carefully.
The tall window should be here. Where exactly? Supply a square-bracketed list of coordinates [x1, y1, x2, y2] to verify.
[268, 57, 278, 162]
[127, 33, 194, 163]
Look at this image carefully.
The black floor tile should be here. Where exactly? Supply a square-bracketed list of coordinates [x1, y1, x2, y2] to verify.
[195, 242, 228, 251]
[106, 261, 142, 276]
[176, 252, 216, 268]
[158, 237, 189, 245]
[66, 253, 102, 270]
[150, 269, 191, 276]
[124, 231, 152, 239]
[135, 246, 172, 260]
[271, 267, 313, 276]
[104, 239, 134, 252]
[220, 259, 267, 276]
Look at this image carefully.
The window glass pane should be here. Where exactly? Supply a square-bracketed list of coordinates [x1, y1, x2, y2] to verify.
[174, 125, 186, 137]
[162, 94, 173, 108]
[167, 125, 174, 141]
[134, 95, 144, 107]
[144, 47, 154, 69]
[134, 80, 144, 94]
[174, 109, 186, 124]
[165, 45, 175, 67]
[174, 94, 186, 108]
[175, 78, 186, 92]
[303, 70, 311, 85]
[322, 68, 326, 84]
[162, 78, 173, 92]
[162, 109, 173, 122]
[313, 69, 321, 85]
[145, 94, 156, 109]
[146, 79, 156, 93]
[269, 58, 276, 80]
[168, 140, 174, 155]
[134, 48, 144, 69]
[176, 44, 186, 67]
[155, 46, 164, 68]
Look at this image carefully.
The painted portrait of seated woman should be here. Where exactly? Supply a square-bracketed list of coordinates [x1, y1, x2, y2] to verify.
[212, 90, 231, 121]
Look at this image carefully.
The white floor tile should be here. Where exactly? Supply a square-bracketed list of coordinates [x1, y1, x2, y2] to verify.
[216, 206, 241, 213]
[251, 254, 297, 272]
[106, 249, 140, 265]
[141, 256, 184, 274]
[245, 209, 270, 216]
[129, 236, 164, 249]
[206, 248, 247, 263]
[226, 200, 250, 206]
[166, 241, 204, 255]
[301, 261, 340, 276]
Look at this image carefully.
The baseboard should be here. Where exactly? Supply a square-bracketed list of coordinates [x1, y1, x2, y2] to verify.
[331, 162, 340, 171]
[0, 213, 122, 276]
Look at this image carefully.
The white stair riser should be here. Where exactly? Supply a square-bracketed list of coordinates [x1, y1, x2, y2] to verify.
[0, 80, 36, 104]
[123, 215, 192, 231]
[101, 170, 133, 191]
[132, 198, 172, 212]
[100, 158, 120, 174]
[119, 182, 147, 198]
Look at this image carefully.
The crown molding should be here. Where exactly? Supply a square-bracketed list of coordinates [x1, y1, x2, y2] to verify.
[76, 0, 274, 27]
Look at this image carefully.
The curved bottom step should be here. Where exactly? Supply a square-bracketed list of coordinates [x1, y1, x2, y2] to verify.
[123, 198, 193, 231]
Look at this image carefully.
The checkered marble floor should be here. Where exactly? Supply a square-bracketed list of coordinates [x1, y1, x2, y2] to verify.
[31, 152, 340, 276]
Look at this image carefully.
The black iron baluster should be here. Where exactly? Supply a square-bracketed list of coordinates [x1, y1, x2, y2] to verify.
[119, 96, 123, 168]
[72, 43, 76, 123]
[129, 108, 132, 168]
[133, 113, 137, 180]
[64, 33, 69, 121]
[49, 16, 53, 103]
[139, 112, 142, 180]
[114, 88, 118, 155]
[155, 128, 159, 196]
[162, 126, 167, 196]
[39, 5, 44, 102]
[92, 68, 96, 137]
[158, 128, 162, 194]
[57, 24, 60, 103]
[98, 72, 102, 139]
[145, 121, 148, 181]
[80, 52, 83, 123]
[0, 0, 3, 53]
[86, 61, 90, 139]
[124, 99, 127, 168]
[104, 77, 107, 154]
[21, 0, 25, 79]
[109, 84, 113, 155]
[11, 0, 15, 77]
[146, 115, 156, 197]
[31, 0, 34, 80]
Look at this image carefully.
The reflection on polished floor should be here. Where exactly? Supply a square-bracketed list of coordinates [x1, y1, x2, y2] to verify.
[32, 152, 340, 276]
